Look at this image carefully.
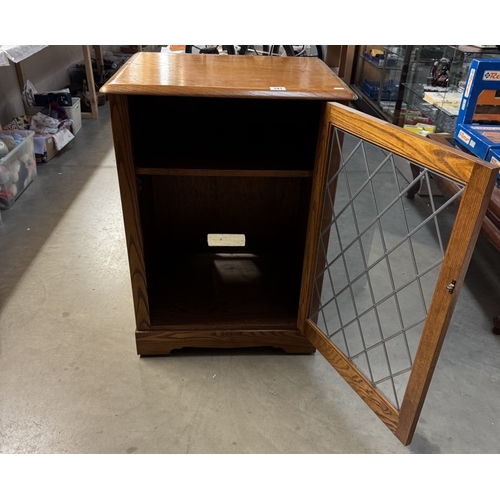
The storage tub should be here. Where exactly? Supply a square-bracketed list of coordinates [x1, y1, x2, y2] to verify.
[0, 130, 37, 209]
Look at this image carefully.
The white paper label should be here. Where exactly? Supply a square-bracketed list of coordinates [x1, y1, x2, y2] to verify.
[464, 68, 475, 98]
[270, 86, 286, 90]
[208, 234, 246, 247]
[483, 70, 500, 81]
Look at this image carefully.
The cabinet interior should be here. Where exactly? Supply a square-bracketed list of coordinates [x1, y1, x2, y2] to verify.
[129, 95, 321, 171]
[129, 95, 320, 330]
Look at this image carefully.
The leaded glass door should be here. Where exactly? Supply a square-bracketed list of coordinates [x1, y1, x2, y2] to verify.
[298, 103, 498, 445]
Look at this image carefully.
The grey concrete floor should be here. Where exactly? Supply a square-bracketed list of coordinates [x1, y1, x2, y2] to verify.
[1, 103, 500, 454]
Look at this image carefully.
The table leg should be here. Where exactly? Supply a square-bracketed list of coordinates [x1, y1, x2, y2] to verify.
[407, 162, 421, 199]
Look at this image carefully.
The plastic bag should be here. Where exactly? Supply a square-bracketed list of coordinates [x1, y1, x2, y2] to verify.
[30, 112, 60, 134]
[22, 79, 38, 107]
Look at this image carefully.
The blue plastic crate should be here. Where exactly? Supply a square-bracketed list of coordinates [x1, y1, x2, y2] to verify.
[362, 79, 399, 101]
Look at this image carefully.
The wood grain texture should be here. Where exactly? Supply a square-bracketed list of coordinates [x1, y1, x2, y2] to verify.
[108, 95, 151, 330]
[304, 320, 399, 433]
[100, 52, 357, 101]
[396, 161, 498, 445]
[136, 328, 316, 355]
[327, 102, 490, 185]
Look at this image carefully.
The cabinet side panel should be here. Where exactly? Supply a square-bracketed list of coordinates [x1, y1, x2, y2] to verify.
[108, 94, 151, 330]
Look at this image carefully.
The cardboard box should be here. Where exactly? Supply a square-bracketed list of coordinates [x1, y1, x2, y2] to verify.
[33, 134, 57, 163]
[454, 59, 500, 159]
[33, 126, 74, 163]
[487, 148, 500, 166]
[455, 124, 500, 159]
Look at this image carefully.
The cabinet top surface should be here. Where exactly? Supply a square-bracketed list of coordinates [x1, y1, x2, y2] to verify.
[100, 52, 356, 100]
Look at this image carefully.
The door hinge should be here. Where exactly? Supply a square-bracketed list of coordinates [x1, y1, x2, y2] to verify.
[446, 279, 457, 294]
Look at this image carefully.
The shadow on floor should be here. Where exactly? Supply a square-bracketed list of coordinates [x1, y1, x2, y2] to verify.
[0, 105, 114, 316]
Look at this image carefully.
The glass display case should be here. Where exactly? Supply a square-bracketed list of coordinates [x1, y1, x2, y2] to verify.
[352, 45, 500, 134]
[351, 45, 411, 123]
[401, 45, 500, 134]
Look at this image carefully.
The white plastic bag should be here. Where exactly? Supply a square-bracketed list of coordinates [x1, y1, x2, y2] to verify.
[30, 112, 60, 134]
[22, 79, 38, 107]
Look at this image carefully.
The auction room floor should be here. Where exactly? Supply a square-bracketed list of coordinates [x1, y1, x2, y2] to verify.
[1, 103, 500, 454]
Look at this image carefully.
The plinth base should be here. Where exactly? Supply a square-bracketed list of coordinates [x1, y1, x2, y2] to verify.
[136, 329, 316, 355]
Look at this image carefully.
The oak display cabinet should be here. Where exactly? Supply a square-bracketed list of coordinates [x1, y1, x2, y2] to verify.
[101, 52, 356, 356]
[102, 52, 498, 445]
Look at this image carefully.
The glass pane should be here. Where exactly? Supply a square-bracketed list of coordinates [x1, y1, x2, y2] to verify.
[309, 130, 465, 410]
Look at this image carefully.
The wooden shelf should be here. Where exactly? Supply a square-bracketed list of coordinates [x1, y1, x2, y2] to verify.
[135, 168, 313, 177]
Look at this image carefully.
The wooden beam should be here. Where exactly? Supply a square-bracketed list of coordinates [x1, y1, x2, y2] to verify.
[338, 45, 356, 82]
[14, 61, 28, 114]
[93, 45, 104, 83]
[82, 45, 98, 119]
